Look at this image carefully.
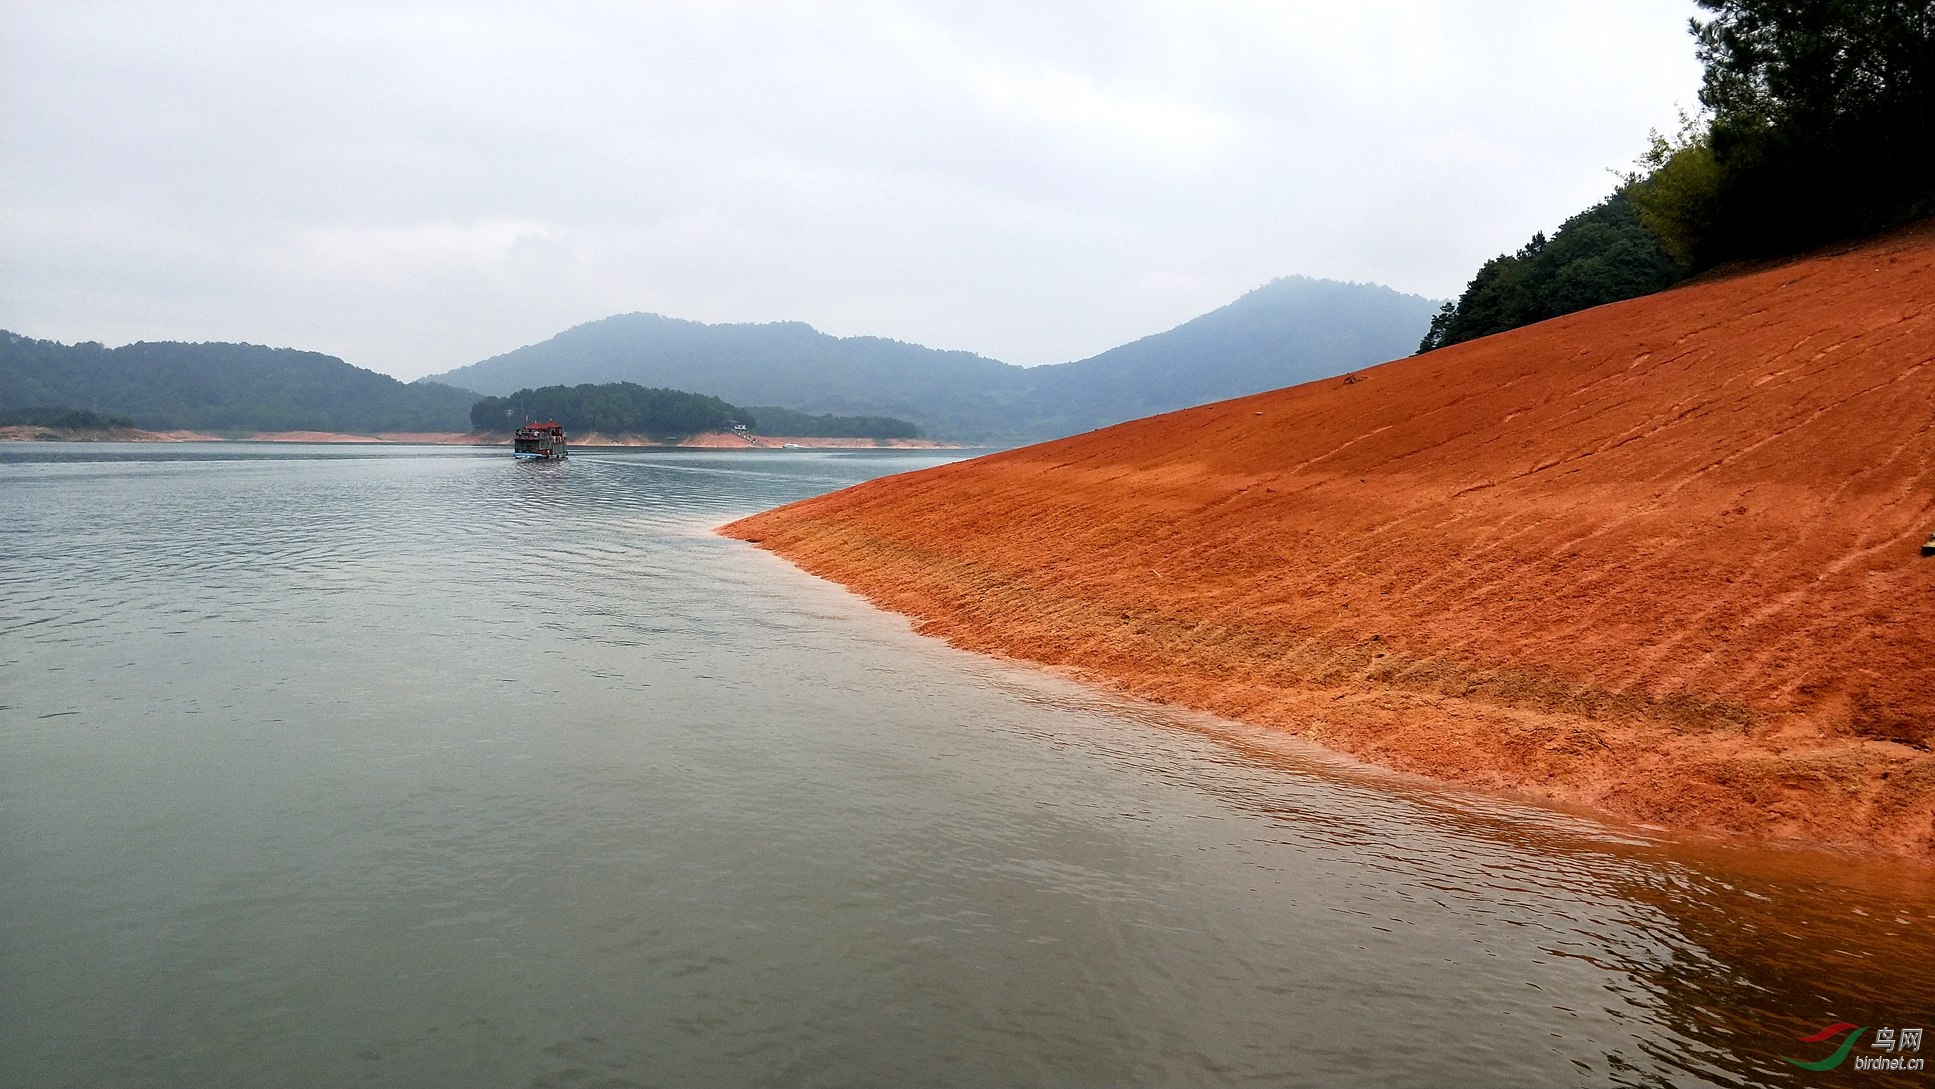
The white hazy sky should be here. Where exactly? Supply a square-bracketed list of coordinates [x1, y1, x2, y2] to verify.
[1, 1, 1704, 381]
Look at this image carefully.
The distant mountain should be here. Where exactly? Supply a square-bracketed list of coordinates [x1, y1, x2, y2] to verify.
[424, 278, 1439, 443]
[0, 332, 477, 434]
[1023, 277, 1440, 438]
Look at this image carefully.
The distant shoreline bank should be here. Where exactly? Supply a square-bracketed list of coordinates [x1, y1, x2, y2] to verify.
[0, 425, 958, 450]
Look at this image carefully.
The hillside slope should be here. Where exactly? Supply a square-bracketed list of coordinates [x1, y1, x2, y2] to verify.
[724, 222, 1935, 857]
[424, 279, 1436, 443]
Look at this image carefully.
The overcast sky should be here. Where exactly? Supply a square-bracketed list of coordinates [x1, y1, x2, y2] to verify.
[2, 1, 1704, 380]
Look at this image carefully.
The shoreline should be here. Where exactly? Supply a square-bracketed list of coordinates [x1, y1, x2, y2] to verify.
[0, 426, 957, 450]
[726, 515, 1935, 861]
[723, 222, 1935, 861]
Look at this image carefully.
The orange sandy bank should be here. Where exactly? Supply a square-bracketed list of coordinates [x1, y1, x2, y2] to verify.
[725, 223, 1935, 858]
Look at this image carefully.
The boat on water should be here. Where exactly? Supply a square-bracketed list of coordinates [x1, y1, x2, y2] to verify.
[513, 422, 568, 460]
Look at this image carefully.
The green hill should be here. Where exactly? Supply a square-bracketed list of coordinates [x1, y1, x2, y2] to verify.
[0, 332, 477, 434]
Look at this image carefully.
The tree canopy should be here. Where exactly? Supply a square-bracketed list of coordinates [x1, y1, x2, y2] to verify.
[1423, 0, 1931, 354]
[1418, 191, 1686, 353]
[1633, 0, 1934, 267]
[741, 406, 922, 439]
[469, 382, 748, 437]
[0, 405, 137, 430]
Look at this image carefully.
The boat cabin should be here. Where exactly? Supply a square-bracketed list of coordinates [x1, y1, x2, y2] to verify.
[513, 422, 568, 460]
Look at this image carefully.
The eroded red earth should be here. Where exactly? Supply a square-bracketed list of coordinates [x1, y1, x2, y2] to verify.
[725, 223, 1935, 858]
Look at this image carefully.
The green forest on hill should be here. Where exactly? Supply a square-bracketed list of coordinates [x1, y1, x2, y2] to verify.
[1422, 0, 1932, 353]
[0, 406, 137, 430]
[742, 406, 923, 439]
[0, 331, 477, 433]
[467, 382, 922, 439]
[470, 383, 745, 437]
[1416, 193, 1685, 353]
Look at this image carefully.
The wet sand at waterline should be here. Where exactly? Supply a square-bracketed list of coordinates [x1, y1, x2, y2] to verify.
[726, 221, 1935, 858]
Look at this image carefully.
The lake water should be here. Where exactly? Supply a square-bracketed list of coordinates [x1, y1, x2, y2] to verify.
[2, 443, 1930, 1088]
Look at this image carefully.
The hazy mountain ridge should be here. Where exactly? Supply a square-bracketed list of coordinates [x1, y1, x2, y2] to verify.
[1023, 277, 1437, 435]
[1, 277, 1438, 443]
[426, 278, 1440, 443]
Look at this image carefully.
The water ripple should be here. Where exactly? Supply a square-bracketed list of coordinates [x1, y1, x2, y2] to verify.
[2, 443, 1930, 1089]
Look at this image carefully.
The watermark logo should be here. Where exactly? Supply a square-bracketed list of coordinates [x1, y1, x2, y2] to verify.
[1785, 1023, 1866, 1071]
[1783, 1022, 1924, 1074]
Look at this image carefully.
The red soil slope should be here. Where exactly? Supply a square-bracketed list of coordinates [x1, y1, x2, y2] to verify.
[724, 224, 1935, 857]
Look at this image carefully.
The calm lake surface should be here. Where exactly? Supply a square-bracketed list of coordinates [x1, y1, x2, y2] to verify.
[2, 442, 1930, 1088]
